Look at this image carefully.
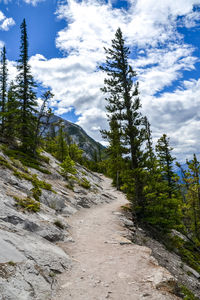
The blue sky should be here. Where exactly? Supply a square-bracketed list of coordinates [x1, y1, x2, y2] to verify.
[1, 0, 200, 161]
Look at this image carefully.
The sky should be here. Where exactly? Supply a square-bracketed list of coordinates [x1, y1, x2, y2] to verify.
[1, 0, 200, 162]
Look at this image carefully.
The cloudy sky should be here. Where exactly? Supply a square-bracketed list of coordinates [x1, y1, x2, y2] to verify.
[1, 0, 200, 162]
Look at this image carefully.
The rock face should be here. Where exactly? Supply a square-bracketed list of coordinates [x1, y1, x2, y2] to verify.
[42, 114, 104, 160]
[0, 147, 113, 300]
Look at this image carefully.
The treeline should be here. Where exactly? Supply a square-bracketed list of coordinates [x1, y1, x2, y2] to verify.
[0, 19, 86, 173]
[98, 28, 200, 248]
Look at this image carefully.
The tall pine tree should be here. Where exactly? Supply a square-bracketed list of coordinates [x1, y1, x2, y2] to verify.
[0, 46, 8, 135]
[16, 19, 38, 153]
[100, 28, 146, 207]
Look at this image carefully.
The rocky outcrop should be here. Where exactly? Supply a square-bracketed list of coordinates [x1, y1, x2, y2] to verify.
[0, 147, 113, 299]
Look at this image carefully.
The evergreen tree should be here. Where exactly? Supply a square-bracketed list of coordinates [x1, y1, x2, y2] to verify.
[102, 115, 125, 189]
[0, 46, 8, 135]
[142, 134, 181, 232]
[144, 116, 155, 173]
[100, 28, 146, 203]
[3, 81, 19, 142]
[184, 154, 200, 239]
[54, 122, 68, 162]
[156, 134, 176, 199]
[16, 19, 38, 153]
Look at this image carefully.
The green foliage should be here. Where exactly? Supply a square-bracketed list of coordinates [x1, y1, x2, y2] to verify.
[8, 261, 16, 266]
[16, 19, 38, 153]
[60, 155, 76, 178]
[69, 143, 83, 163]
[0, 155, 13, 170]
[3, 82, 19, 142]
[167, 235, 200, 274]
[14, 196, 40, 212]
[13, 169, 53, 200]
[78, 177, 91, 189]
[31, 186, 42, 202]
[179, 285, 199, 300]
[2, 146, 50, 174]
[0, 46, 8, 135]
[54, 220, 64, 229]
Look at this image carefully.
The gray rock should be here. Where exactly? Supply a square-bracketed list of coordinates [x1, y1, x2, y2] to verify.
[23, 220, 40, 232]
[1, 215, 24, 225]
[40, 190, 66, 212]
[39, 227, 64, 242]
[0, 235, 25, 263]
[76, 197, 91, 208]
[183, 265, 200, 278]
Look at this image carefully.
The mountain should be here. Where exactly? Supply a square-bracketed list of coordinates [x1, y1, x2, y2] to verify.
[43, 114, 104, 160]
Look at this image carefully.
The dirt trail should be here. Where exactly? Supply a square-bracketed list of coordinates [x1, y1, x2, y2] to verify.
[53, 175, 179, 300]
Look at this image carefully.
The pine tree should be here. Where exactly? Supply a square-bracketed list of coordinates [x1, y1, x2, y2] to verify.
[3, 81, 19, 142]
[156, 134, 176, 199]
[16, 19, 38, 153]
[144, 116, 155, 173]
[184, 154, 200, 239]
[100, 28, 146, 203]
[0, 46, 8, 135]
[102, 115, 125, 189]
[54, 122, 68, 162]
[142, 134, 181, 232]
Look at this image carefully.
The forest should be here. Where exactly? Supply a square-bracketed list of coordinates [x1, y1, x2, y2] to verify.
[1, 19, 200, 279]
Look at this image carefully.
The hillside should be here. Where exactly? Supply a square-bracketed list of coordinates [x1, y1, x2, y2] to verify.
[0, 144, 199, 299]
[43, 114, 104, 160]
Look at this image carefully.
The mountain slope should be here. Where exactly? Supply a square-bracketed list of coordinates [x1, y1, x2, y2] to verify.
[44, 114, 104, 160]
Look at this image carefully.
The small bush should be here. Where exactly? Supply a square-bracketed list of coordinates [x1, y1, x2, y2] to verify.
[179, 284, 199, 300]
[54, 220, 65, 229]
[8, 261, 16, 266]
[0, 155, 13, 170]
[14, 196, 40, 212]
[79, 177, 91, 189]
[31, 186, 42, 202]
[60, 155, 77, 178]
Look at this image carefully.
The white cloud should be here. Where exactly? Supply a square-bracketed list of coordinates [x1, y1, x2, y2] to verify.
[28, 0, 200, 161]
[0, 10, 15, 31]
[23, 0, 45, 5]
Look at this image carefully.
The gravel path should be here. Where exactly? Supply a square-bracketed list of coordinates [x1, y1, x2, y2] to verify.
[53, 175, 180, 300]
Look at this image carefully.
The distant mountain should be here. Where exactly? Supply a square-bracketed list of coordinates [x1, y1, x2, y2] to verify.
[44, 114, 104, 160]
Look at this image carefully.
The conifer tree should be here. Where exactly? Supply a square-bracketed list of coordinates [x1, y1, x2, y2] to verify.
[100, 28, 146, 203]
[0, 46, 8, 135]
[3, 81, 19, 142]
[156, 134, 176, 199]
[55, 122, 69, 162]
[102, 115, 125, 189]
[185, 154, 200, 239]
[16, 19, 38, 153]
[144, 116, 155, 172]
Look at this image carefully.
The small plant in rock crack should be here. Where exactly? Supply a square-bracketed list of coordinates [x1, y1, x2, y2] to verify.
[54, 219, 65, 229]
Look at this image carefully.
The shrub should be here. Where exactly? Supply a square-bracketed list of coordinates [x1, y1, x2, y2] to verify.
[54, 220, 65, 229]
[60, 155, 77, 178]
[79, 177, 91, 189]
[14, 196, 40, 212]
[0, 155, 13, 170]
